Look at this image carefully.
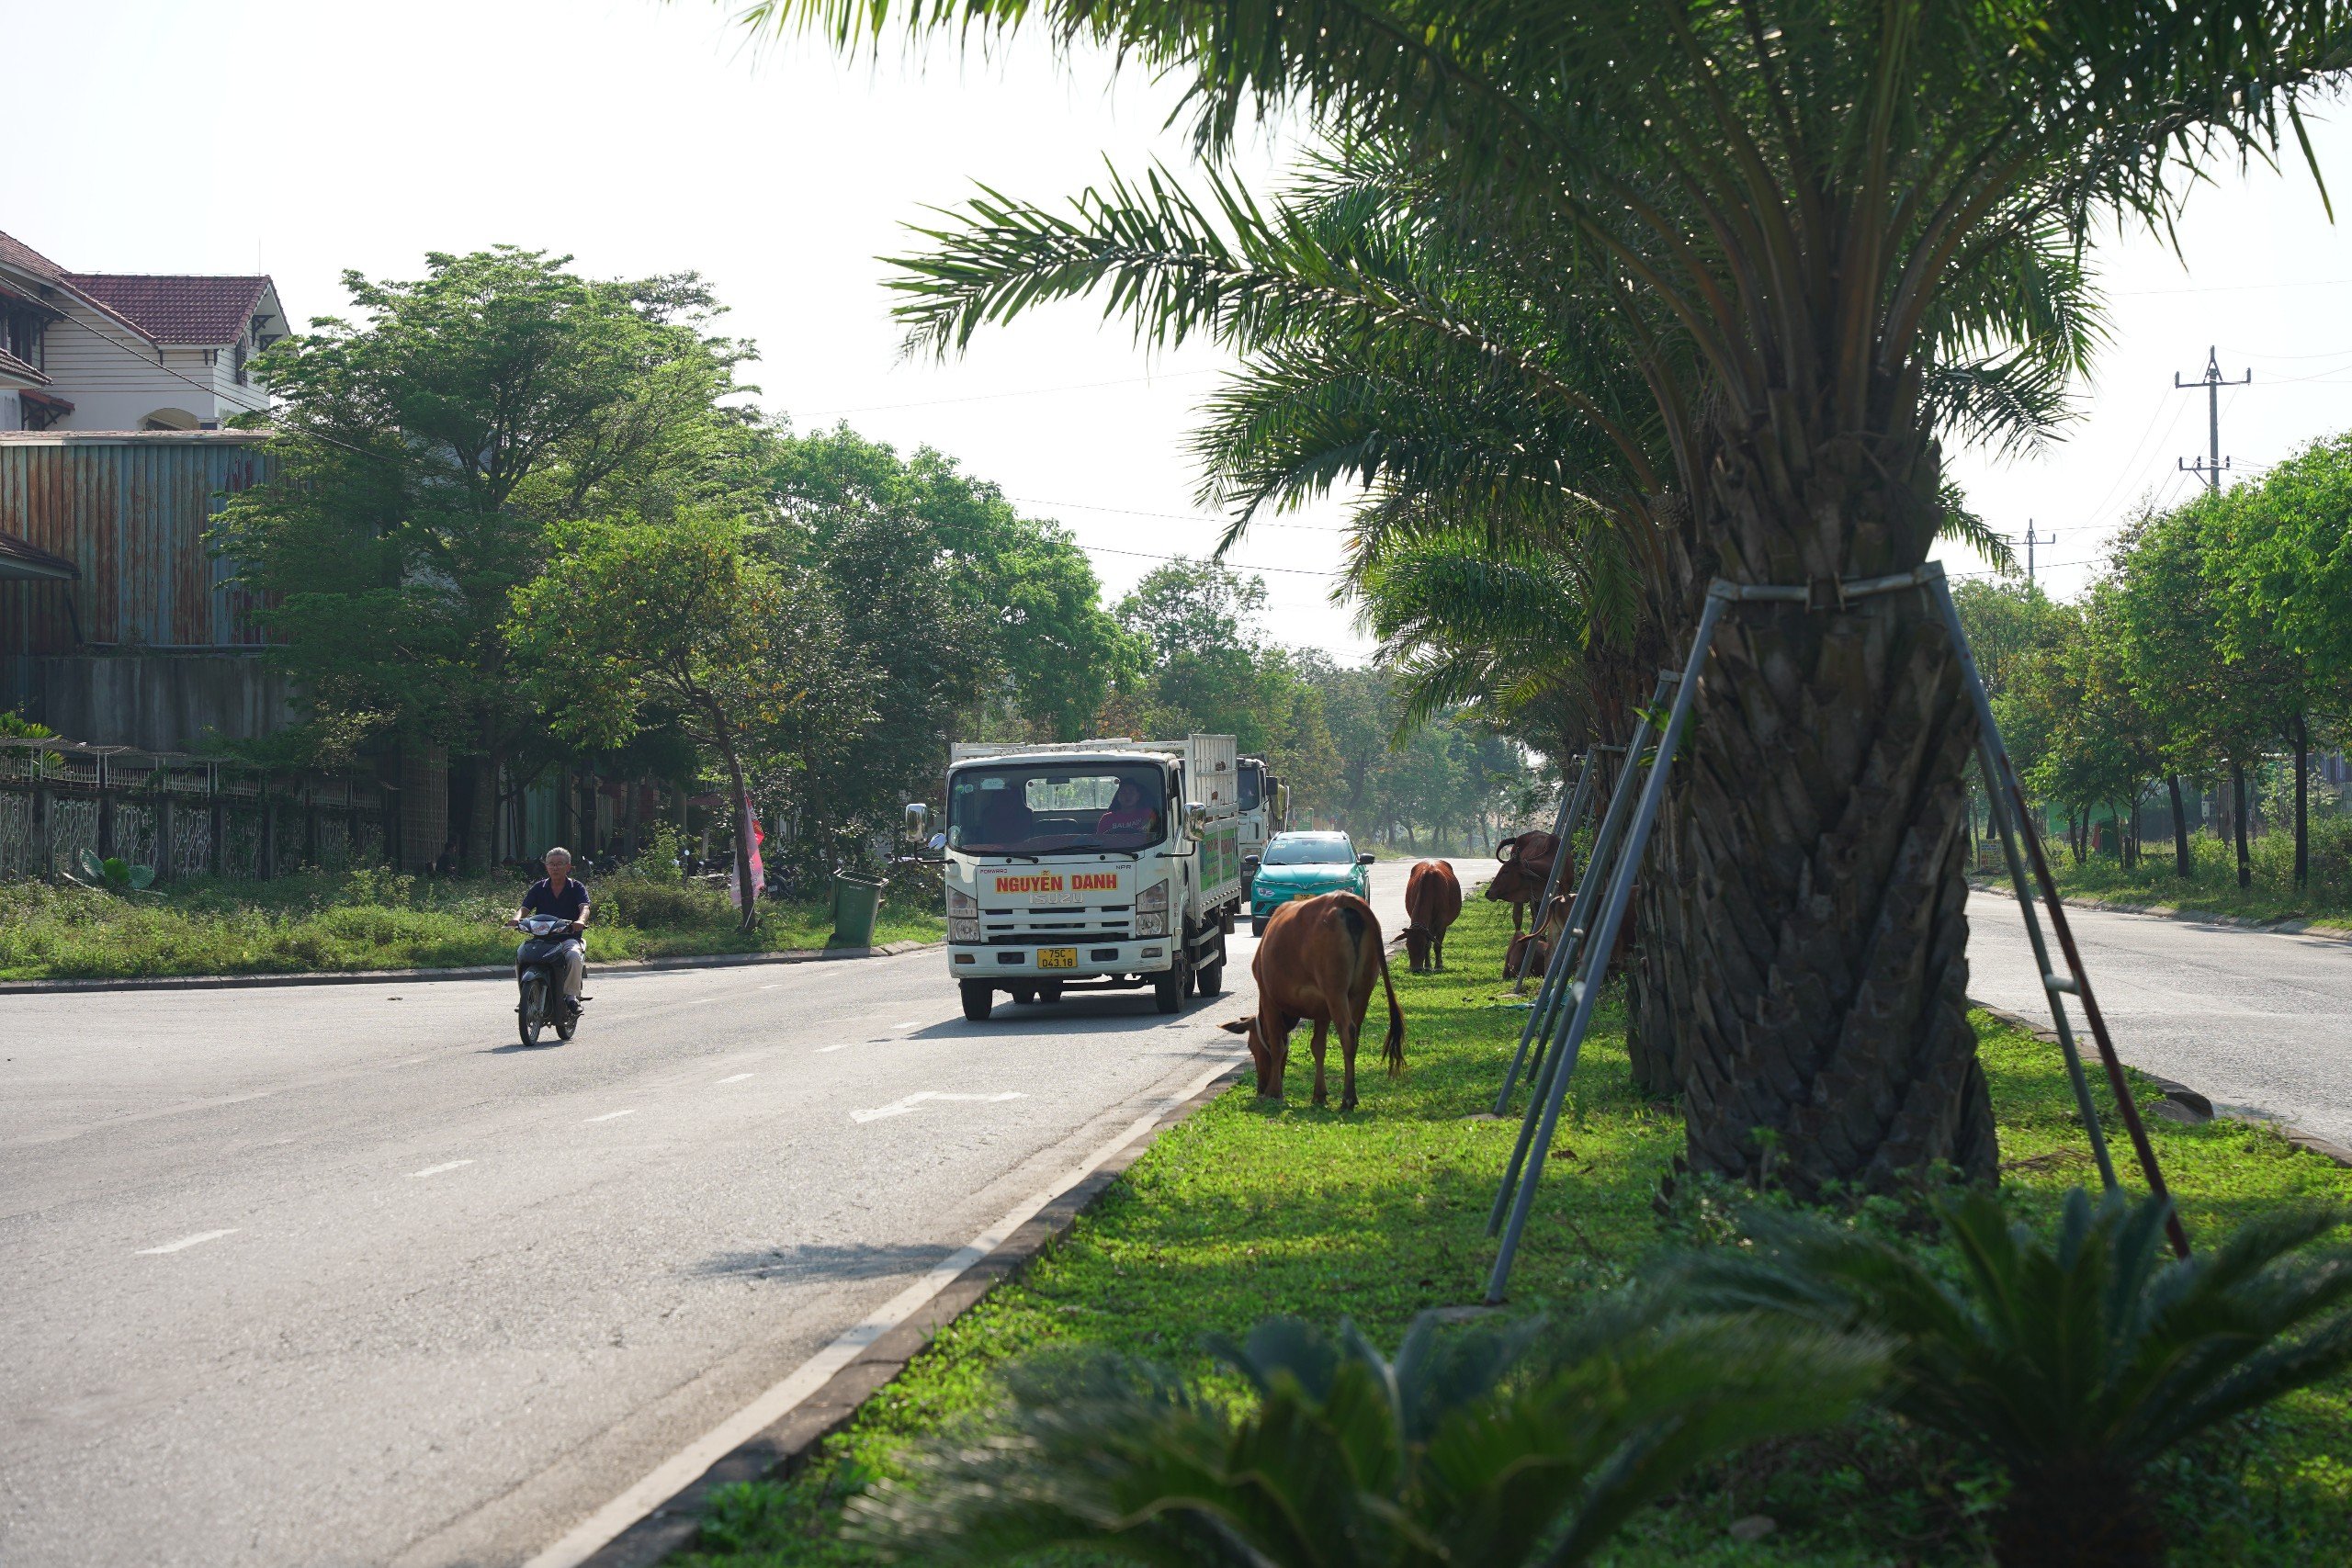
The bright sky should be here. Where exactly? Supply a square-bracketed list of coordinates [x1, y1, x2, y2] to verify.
[10, 0, 2352, 649]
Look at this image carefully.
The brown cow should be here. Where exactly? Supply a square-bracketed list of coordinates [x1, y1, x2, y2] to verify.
[1486, 830, 1567, 936]
[1401, 859, 1463, 973]
[1505, 892, 1570, 978]
[1221, 892, 1404, 1111]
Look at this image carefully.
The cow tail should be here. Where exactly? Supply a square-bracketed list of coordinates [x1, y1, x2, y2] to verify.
[1375, 932, 1405, 1078]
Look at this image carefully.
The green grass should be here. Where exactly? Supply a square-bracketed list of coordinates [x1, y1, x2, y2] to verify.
[1988, 815, 2352, 933]
[0, 866, 942, 981]
[670, 897, 2352, 1568]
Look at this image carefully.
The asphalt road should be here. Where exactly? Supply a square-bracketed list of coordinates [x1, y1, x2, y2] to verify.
[1966, 888, 2352, 1149]
[0, 858, 1467, 1568]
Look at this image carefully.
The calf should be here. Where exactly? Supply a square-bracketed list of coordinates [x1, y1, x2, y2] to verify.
[1486, 830, 1567, 936]
[1401, 859, 1463, 973]
[1505, 892, 1571, 979]
[1222, 892, 1404, 1111]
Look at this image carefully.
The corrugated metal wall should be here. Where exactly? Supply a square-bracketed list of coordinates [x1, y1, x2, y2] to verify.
[0, 434, 275, 655]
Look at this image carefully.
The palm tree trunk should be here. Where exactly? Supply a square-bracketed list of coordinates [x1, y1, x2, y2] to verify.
[2168, 774, 2191, 879]
[1675, 587, 1996, 1195]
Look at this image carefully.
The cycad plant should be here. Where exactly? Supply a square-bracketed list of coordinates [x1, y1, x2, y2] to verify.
[1680, 1188, 2352, 1567]
[844, 1306, 1882, 1565]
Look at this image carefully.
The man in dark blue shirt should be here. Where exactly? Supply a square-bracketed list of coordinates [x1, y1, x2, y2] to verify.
[516, 846, 592, 1013]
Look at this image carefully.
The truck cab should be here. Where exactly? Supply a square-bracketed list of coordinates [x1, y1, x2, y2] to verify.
[930, 737, 1243, 1021]
[1234, 755, 1289, 898]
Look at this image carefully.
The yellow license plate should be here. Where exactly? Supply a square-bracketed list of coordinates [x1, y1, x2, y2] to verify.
[1036, 948, 1078, 969]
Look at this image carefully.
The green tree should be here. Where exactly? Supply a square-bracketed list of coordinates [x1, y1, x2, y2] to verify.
[752, 0, 2352, 1190]
[2214, 434, 2352, 887]
[511, 511, 867, 923]
[215, 248, 752, 867]
[763, 426, 1133, 867]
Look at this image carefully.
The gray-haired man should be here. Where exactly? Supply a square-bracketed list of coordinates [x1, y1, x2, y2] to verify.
[516, 847, 592, 1014]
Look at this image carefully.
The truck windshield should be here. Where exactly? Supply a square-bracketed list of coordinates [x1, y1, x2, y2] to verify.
[1238, 763, 1263, 811]
[949, 763, 1169, 855]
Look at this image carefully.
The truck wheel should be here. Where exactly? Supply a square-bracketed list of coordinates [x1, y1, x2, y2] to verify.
[1011, 986, 1036, 1005]
[1039, 982, 1064, 1003]
[1153, 954, 1189, 1014]
[960, 982, 994, 1022]
[1194, 956, 1224, 997]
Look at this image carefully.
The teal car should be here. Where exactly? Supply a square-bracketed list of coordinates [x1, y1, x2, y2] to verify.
[1248, 831, 1373, 934]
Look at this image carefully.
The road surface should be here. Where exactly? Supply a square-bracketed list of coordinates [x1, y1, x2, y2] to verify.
[1966, 888, 2352, 1149]
[0, 858, 1466, 1568]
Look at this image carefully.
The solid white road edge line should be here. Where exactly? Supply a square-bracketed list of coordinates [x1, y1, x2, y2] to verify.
[136, 1228, 239, 1255]
[521, 1049, 1245, 1568]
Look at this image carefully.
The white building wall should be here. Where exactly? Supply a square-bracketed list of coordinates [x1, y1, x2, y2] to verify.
[40, 300, 265, 430]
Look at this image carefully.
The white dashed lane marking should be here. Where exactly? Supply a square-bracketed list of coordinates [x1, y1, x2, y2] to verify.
[412, 1160, 474, 1179]
[136, 1229, 238, 1255]
[584, 1110, 637, 1124]
[850, 1091, 1025, 1124]
[715, 1074, 752, 1085]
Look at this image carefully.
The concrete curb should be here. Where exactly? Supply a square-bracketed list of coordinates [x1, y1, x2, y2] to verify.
[1970, 998, 2352, 1171]
[1966, 879, 2352, 948]
[573, 1058, 1250, 1568]
[0, 940, 944, 998]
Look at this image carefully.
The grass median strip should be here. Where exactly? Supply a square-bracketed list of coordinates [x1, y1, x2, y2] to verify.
[0, 866, 941, 982]
[670, 899, 2352, 1568]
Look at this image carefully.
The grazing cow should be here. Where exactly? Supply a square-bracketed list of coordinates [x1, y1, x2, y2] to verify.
[1505, 892, 1570, 978]
[1486, 830, 1568, 936]
[1401, 859, 1463, 973]
[1222, 892, 1404, 1111]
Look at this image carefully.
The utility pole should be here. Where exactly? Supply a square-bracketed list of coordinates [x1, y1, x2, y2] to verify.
[2176, 346, 2252, 491]
[2022, 521, 2053, 584]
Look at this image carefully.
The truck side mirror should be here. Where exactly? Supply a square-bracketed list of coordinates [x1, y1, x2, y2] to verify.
[1183, 801, 1210, 841]
[1273, 783, 1291, 821]
[904, 802, 931, 838]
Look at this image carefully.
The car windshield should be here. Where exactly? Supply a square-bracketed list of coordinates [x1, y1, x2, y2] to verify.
[948, 762, 1169, 855]
[1262, 833, 1354, 866]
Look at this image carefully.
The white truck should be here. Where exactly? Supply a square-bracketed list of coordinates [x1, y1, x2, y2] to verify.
[917, 736, 1244, 1021]
[1234, 754, 1290, 898]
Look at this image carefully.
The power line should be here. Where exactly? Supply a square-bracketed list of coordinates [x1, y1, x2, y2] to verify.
[1011, 495, 1350, 533]
[798, 368, 1225, 418]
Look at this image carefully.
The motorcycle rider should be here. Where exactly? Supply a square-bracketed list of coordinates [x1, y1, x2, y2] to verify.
[515, 846, 591, 1017]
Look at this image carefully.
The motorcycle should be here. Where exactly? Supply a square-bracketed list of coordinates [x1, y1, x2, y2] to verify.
[510, 913, 582, 1046]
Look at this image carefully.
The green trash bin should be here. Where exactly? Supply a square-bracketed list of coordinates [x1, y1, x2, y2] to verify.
[829, 872, 888, 949]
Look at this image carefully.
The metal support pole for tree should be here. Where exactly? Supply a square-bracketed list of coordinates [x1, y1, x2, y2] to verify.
[1489, 675, 1676, 1114]
[1485, 595, 1725, 1303]
[1925, 570, 2188, 1258]
[1509, 750, 1598, 994]
[1479, 564, 2184, 1305]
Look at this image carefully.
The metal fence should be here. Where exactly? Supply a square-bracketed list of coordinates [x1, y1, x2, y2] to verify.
[0, 739, 390, 883]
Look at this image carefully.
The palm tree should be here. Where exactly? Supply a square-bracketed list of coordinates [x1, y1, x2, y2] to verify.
[752, 0, 2346, 1189]
[1680, 1188, 2352, 1566]
[844, 1306, 1882, 1564]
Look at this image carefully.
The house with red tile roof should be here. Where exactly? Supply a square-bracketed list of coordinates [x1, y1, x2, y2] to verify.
[0, 227, 288, 433]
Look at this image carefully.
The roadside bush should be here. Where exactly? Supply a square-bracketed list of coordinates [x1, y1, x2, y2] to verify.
[594, 868, 733, 930]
